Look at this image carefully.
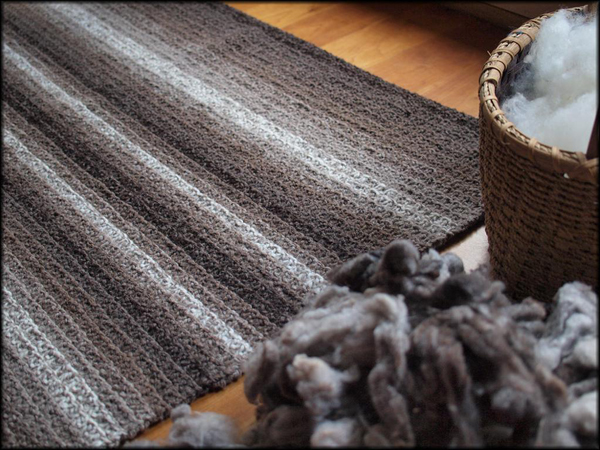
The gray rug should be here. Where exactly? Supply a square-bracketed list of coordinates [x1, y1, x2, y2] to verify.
[2, 3, 482, 446]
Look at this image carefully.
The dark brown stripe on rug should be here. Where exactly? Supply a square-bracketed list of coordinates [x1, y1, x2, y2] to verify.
[2, 2, 483, 446]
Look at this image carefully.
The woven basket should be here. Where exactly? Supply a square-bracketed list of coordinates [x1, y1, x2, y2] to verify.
[479, 5, 598, 302]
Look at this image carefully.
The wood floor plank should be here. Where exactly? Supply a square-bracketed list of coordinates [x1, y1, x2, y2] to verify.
[322, 16, 439, 70]
[282, 3, 388, 48]
[231, 2, 336, 29]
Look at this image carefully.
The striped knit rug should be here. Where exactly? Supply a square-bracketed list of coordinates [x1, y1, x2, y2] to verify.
[2, 3, 483, 447]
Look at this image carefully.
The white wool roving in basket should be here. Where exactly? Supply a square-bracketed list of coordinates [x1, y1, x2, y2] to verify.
[501, 9, 598, 153]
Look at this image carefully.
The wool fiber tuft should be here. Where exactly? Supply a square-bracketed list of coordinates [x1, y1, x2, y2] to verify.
[501, 9, 598, 153]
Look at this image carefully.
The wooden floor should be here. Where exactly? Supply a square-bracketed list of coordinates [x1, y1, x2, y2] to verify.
[133, 2, 508, 443]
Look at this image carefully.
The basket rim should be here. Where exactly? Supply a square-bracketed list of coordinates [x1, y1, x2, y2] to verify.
[479, 5, 598, 185]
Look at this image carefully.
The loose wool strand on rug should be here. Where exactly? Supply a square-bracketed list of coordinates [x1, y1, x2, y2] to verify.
[2, 3, 482, 446]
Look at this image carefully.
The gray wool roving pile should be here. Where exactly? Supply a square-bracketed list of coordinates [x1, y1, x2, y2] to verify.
[130, 240, 597, 448]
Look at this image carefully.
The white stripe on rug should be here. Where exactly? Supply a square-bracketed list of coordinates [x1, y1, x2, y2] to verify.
[3, 128, 254, 357]
[4, 42, 327, 295]
[45, 3, 455, 234]
[2, 286, 124, 446]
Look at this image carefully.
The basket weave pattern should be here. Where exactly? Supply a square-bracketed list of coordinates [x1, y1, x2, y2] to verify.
[479, 6, 598, 301]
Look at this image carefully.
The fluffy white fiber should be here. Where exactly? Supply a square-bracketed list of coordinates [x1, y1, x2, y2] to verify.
[501, 9, 598, 153]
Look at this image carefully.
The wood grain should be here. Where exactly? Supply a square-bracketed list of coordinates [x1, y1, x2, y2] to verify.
[133, 2, 503, 442]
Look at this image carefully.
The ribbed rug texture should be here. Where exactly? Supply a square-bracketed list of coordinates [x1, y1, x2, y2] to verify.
[2, 2, 483, 447]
